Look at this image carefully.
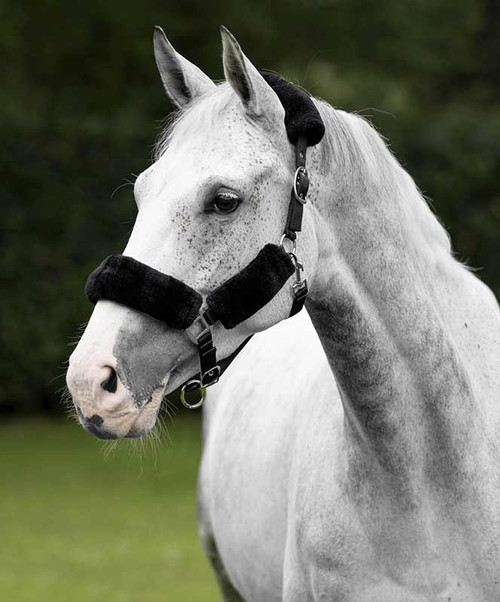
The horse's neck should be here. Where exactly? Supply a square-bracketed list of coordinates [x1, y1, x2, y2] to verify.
[305, 108, 491, 491]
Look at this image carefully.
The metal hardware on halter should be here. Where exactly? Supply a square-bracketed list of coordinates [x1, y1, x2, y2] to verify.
[180, 379, 206, 409]
[283, 137, 310, 316]
[182, 310, 220, 409]
[293, 166, 309, 205]
[286, 250, 308, 317]
[280, 233, 296, 255]
[186, 312, 213, 345]
[289, 252, 308, 300]
[289, 253, 304, 285]
[202, 363, 221, 386]
[284, 136, 309, 241]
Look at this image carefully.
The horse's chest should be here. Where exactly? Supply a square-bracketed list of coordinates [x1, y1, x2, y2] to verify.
[288, 449, 500, 602]
[279, 397, 500, 599]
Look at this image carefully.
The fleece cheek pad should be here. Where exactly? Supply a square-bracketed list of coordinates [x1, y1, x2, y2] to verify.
[206, 244, 295, 329]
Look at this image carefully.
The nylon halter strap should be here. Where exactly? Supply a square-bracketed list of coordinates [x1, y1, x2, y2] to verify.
[84, 73, 325, 409]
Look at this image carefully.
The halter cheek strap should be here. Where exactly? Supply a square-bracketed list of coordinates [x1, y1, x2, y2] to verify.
[85, 73, 325, 409]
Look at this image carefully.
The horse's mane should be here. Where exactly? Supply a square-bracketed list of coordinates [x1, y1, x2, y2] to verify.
[154, 82, 453, 256]
[313, 99, 453, 255]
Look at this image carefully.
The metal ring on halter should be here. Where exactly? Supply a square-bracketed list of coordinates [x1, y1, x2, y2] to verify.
[280, 233, 296, 255]
[180, 379, 207, 410]
[293, 166, 309, 205]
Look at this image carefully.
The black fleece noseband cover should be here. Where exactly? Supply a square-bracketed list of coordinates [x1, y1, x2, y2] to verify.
[85, 254, 203, 329]
[86, 245, 294, 330]
[207, 244, 294, 329]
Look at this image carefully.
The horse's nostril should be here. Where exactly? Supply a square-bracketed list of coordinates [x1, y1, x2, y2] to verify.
[101, 366, 118, 393]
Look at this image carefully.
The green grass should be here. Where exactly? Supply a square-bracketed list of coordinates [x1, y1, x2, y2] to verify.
[0, 416, 220, 601]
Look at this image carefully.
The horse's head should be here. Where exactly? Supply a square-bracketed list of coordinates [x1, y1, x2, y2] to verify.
[66, 27, 320, 439]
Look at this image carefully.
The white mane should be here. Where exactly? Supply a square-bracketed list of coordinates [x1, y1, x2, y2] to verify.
[314, 98, 453, 255]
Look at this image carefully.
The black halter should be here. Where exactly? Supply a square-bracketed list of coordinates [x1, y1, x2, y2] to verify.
[85, 74, 325, 408]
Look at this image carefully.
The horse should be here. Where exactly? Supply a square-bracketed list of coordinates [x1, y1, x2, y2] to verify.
[66, 26, 500, 601]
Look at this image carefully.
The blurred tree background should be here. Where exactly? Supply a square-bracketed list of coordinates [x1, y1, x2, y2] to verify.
[2, 0, 500, 414]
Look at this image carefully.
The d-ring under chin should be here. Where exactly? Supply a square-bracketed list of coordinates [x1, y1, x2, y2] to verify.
[180, 379, 207, 409]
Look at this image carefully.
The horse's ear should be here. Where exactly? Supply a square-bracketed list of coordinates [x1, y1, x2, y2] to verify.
[153, 26, 215, 108]
[220, 26, 283, 121]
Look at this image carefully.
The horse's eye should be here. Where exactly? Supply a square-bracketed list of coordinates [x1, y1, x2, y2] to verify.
[212, 192, 240, 215]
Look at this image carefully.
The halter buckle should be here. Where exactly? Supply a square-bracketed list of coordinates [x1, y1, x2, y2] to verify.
[202, 365, 221, 386]
[293, 167, 309, 205]
[185, 311, 220, 406]
[186, 312, 213, 345]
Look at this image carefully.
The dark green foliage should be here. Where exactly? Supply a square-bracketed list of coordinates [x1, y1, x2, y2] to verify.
[2, 0, 499, 412]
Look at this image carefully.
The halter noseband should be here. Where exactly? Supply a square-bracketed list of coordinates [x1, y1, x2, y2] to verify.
[85, 73, 325, 409]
